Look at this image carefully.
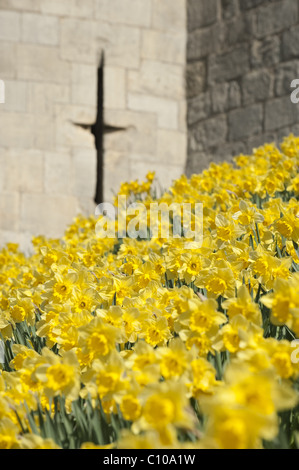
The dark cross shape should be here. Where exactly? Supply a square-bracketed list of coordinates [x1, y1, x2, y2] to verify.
[73, 53, 126, 205]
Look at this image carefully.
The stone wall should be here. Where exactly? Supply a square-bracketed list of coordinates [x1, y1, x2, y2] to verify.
[0, 0, 187, 249]
[186, 0, 299, 175]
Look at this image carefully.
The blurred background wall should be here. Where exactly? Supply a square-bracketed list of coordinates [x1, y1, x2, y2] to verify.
[0, 0, 187, 248]
[1, 0, 299, 249]
[186, 0, 299, 174]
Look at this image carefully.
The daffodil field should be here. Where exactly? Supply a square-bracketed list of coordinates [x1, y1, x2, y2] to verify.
[2, 135, 299, 449]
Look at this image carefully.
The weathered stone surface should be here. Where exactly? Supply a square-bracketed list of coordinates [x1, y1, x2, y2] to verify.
[246, 132, 277, 150]
[0, 10, 20, 42]
[20, 194, 78, 236]
[21, 13, 59, 46]
[187, 92, 211, 126]
[221, 0, 239, 20]
[28, 82, 69, 114]
[142, 30, 186, 65]
[4, 149, 44, 193]
[17, 44, 70, 83]
[186, 61, 206, 99]
[255, 0, 298, 38]
[211, 81, 241, 114]
[44, 151, 72, 195]
[0, 0, 41, 11]
[228, 104, 263, 141]
[275, 61, 299, 97]
[242, 70, 273, 105]
[187, 24, 218, 61]
[178, 99, 187, 133]
[128, 61, 185, 99]
[187, 0, 218, 32]
[104, 111, 157, 155]
[0, 230, 33, 255]
[220, 14, 253, 49]
[186, 0, 299, 176]
[208, 46, 250, 83]
[240, 0, 265, 10]
[72, 147, 97, 199]
[282, 26, 299, 60]
[0, 192, 20, 231]
[189, 114, 227, 151]
[40, 0, 94, 18]
[97, 23, 141, 69]
[104, 150, 131, 201]
[60, 18, 97, 64]
[186, 144, 242, 176]
[152, 0, 186, 32]
[3, 0, 299, 243]
[0, 112, 35, 148]
[95, 0, 151, 27]
[71, 63, 97, 107]
[54, 104, 96, 149]
[0, 42, 17, 78]
[251, 36, 281, 68]
[265, 97, 299, 131]
[104, 66, 126, 110]
[1, 80, 28, 112]
[212, 141, 247, 160]
[157, 130, 187, 166]
[127, 93, 178, 130]
[0, 0, 188, 244]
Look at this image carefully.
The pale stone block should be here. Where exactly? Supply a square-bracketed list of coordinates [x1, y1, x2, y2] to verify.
[54, 104, 96, 149]
[127, 93, 178, 130]
[104, 67, 126, 109]
[60, 18, 97, 64]
[71, 63, 97, 107]
[0, 42, 17, 78]
[142, 30, 186, 65]
[129, 152, 161, 165]
[0, 150, 5, 192]
[17, 44, 70, 84]
[69, 0, 95, 18]
[0, 191, 19, 231]
[128, 61, 185, 99]
[178, 99, 187, 133]
[0, 229, 33, 254]
[76, 197, 96, 216]
[0, 112, 35, 148]
[1, 80, 27, 112]
[157, 130, 187, 167]
[95, 0, 151, 27]
[104, 150, 131, 201]
[97, 23, 140, 69]
[72, 147, 97, 199]
[152, 0, 186, 32]
[28, 82, 70, 114]
[40, 0, 94, 18]
[39, 0, 70, 16]
[0, 113, 54, 151]
[34, 115, 55, 151]
[0, 10, 20, 42]
[21, 13, 59, 46]
[20, 193, 78, 238]
[0, 0, 41, 12]
[44, 150, 72, 195]
[104, 110, 157, 154]
[4, 148, 44, 193]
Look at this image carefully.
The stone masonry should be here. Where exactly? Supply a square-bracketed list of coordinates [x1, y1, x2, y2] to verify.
[0, 0, 187, 249]
[2, 0, 299, 249]
[186, 0, 299, 175]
